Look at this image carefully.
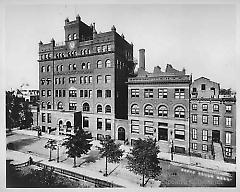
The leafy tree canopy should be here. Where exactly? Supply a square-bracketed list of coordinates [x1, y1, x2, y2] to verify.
[126, 138, 162, 186]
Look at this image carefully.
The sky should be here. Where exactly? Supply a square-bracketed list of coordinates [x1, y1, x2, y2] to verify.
[3, 1, 237, 91]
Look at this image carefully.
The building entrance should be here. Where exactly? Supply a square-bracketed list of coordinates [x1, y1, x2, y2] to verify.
[212, 130, 220, 143]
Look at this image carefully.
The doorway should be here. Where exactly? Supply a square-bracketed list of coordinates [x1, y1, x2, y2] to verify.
[212, 130, 220, 143]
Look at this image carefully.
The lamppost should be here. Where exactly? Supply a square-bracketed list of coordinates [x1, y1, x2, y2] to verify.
[170, 130, 174, 161]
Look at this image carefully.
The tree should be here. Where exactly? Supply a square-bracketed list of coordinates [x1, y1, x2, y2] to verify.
[44, 139, 57, 161]
[6, 91, 33, 130]
[98, 137, 124, 176]
[62, 127, 92, 167]
[126, 138, 162, 187]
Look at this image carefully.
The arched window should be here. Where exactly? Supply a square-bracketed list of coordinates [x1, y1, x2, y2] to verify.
[97, 60, 102, 68]
[47, 102, 51, 109]
[61, 53, 64, 58]
[66, 121, 72, 133]
[56, 53, 58, 58]
[105, 59, 111, 67]
[73, 33, 77, 40]
[60, 65, 63, 71]
[41, 66, 46, 72]
[105, 105, 111, 113]
[46, 65, 51, 72]
[88, 49, 90, 54]
[57, 102, 63, 110]
[80, 50, 83, 55]
[48, 53, 51, 59]
[174, 106, 185, 118]
[68, 34, 72, 41]
[97, 104, 102, 113]
[56, 65, 59, 71]
[83, 103, 90, 112]
[80, 76, 84, 84]
[131, 104, 139, 115]
[87, 62, 90, 69]
[84, 49, 87, 55]
[118, 127, 125, 141]
[41, 102, 45, 109]
[158, 105, 168, 117]
[68, 64, 71, 70]
[144, 104, 153, 116]
[84, 76, 88, 84]
[82, 63, 86, 69]
[73, 64, 76, 70]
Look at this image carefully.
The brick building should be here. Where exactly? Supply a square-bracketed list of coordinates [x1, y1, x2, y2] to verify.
[38, 15, 134, 138]
[37, 15, 236, 162]
[127, 51, 192, 154]
[190, 77, 236, 162]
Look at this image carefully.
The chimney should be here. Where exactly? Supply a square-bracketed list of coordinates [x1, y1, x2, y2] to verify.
[139, 49, 145, 70]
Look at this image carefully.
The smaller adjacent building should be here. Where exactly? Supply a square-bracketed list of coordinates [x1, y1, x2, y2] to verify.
[190, 77, 236, 162]
[126, 49, 192, 154]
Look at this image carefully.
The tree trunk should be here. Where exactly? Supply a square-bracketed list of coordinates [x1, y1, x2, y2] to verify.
[73, 156, 76, 167]
[49, 148, 52, 161]
[142, 174, 145, 187]
[105, 155, 108, 176]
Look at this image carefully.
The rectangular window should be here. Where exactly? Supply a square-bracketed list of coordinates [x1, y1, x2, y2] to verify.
[84, 90, 88, 97]
[107, 44, 111, 51]
[41, 90, 46, 97]
[131, 89, 139, 97]
[213, 104, 219, 112]
[144, 89, 153, 98]
[213, 116, 219, 126]
[59, 90, 62, 97]
[202, 144, 208, 152]
[202, 130, 208, 141]
[47, 90, 51, 97]
[202, 115, 208, 124]
[158, 89, 167, 98]
[202, 104, 208, 112]
[55, 90, 58, 97]
[144, 121, 154, 135]
[192, 128, 197, 140]
[55, 78, 58, 84]
[174, 89, 185, 99]
[105, 75, 111, 83]
[89, 76, 93, 83]
[69, 77, 76, 84]
[80, 90, 84, 97]
[158, 122, 168, 127]
[62, 90, 66, 97]
[158, 128, 168, 141]
[83, 117, 89, 128]
[192, 104, 197, 110]
[192, 143, 197, 150]
[46, 78, 51, 85]
[102, 45, 107, 52]
[47, 113, 51, 123]
[201, 84, 206, 90]
[42, 113, 46, 122]
[97, 75, 102, 84]
[192, 114, 197, 123]
[105, 90, 111, 98]
[69, 90, 77, 97]
[225, 132, 231, 145]
[105, 119, 111, 130]
[89, 90, 92, 98]
[97, 90, 102, 98]
[226, 105, 232, 113]
[131, 120, 139, 134]
[69, 102, 77, 110]
[225, 147, 232, 158]
[97, 118, 102, 130]
[226, 117, 232, 127]
[174, 130, 185, 140]
[96, 46, 101, 53]
[62, 77, 65, 84]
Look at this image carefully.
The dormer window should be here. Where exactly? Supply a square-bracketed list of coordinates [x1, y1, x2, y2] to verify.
[68, 34, 72, 41]
[73, 33, 77, 40]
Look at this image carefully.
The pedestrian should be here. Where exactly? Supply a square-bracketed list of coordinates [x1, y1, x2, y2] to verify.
[29, 156, 33, 165]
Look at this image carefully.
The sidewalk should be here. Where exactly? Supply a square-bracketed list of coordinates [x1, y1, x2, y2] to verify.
[10, 129, 236, 176]
[6, 149, 151, 188]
